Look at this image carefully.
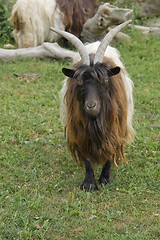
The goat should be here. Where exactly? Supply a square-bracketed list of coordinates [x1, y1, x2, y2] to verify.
[9, 0, 98, 48]
[50, 20, 134, 192]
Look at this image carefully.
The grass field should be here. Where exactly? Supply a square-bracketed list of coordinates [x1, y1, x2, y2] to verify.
[0, 30, 159, 239]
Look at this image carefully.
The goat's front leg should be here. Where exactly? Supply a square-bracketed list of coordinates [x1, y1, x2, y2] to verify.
[99, 160, 112, 185]
[80, 159, 98, 192]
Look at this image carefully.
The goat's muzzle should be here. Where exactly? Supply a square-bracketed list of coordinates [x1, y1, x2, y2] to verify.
[85, 100, 100, 117]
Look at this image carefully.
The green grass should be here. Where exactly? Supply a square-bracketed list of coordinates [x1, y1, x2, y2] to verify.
[0, 30, 159, 240]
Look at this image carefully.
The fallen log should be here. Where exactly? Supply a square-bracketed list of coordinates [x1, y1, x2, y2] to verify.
[81, 3, 133, 42]
[0, 42, 77, 61]
[134, 25, 160, 35]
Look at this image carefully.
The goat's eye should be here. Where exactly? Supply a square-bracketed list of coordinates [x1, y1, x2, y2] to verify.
[77, 79, 83, 85]
[105, 76, 109, 84]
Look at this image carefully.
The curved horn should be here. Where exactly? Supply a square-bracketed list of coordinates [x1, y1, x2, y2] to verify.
[50, 27, 90, 65]
[94, 20, 132, 64]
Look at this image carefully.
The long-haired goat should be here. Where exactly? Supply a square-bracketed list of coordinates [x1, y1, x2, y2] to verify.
[9, 0, 98, 48]
[50, 20, 134, 192]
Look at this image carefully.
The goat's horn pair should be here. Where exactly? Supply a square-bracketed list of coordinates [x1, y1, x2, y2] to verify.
[50, 20, 131, 65]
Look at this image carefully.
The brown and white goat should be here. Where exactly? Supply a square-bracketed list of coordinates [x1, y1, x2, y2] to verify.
[50, 21, 134, 192]
[9, 0, 98, 48]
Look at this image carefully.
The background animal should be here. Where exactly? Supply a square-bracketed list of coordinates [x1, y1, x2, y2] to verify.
[50, 20, 134, 192]
[8, 0, 98, 48]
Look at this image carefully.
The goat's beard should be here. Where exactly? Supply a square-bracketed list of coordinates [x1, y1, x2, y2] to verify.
[86, 113, 105, 150]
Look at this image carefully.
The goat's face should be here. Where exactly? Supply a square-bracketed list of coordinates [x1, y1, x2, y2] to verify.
[62, 63, 120, 118]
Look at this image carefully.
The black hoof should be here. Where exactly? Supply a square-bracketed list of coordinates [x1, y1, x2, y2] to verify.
[98, 176, 110, 185]
[80, 182, 98, 192]
[99, 165, 112, 185]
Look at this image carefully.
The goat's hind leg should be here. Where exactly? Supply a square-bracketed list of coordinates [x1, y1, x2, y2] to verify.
[99, 160, 112, 185]
[81, 159, 98, 192]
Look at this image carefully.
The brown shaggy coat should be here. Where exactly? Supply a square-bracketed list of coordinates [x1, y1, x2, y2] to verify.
[57, 0, 98, 37]
[65, 56, 129, 167]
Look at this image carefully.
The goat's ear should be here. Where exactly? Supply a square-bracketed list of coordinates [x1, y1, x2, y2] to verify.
[62, 68, 75, 78]
[108, 67, 120, 76]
